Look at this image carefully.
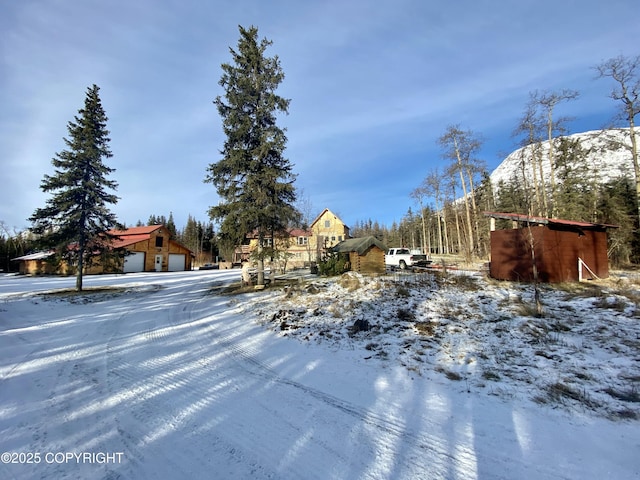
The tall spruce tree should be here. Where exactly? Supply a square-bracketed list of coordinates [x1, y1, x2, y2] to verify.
[29, 84, 119, 291]
[206, 25, 299, 285]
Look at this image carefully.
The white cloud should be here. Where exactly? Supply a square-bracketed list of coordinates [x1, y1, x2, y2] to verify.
[1, 0, 637, 230]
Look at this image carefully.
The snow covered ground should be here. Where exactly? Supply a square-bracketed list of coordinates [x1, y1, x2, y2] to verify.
[0, 269, 638, 479]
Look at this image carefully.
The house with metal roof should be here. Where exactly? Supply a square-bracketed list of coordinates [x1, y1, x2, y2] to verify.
[484, 211, 617, 283]
[105, 225, 194, 273]
[230, 208, 351, 271]
[11, 225, 194, 275]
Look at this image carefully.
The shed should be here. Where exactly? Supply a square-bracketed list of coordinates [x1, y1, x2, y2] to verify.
[484, 211, 617, 283]
[11, 251, 57, 275]
[331, 236, 387, 274]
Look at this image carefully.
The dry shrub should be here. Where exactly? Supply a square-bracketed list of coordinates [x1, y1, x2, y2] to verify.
[603, 386, 640, 403]
[415, 321, 435, 336]
[482, 370, 501, 381]
[543, 382, 601, 409]
[338, 272, 362, 291]
[593, 295, 629, 312]
[435, 365, 463, 381]
[397, 308, 415, 322]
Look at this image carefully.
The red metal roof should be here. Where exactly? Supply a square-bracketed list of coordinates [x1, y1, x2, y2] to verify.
[106, 225, 162, 248]
[288, 228, 312, 237]
[483, 211, 618, 229]
[109, 225, 162, 236]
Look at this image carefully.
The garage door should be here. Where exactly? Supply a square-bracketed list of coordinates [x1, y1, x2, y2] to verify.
[123, 252, 145, 273]
[168, 254, 186, 271]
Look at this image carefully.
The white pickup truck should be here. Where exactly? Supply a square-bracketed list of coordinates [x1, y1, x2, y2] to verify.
[385, 248, 431, 270]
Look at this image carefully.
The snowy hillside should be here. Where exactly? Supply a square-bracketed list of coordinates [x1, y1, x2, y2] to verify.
[490, 128, 637, 190]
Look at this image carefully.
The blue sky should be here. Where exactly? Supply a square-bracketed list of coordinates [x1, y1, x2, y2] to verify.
[1, 0, 637, 232]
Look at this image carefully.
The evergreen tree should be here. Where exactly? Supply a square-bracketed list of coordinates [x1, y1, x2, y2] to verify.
[202, 222, 217, 260]
[29, 84, 119, 291]
[166, 212, 177, 237]
[598, 177, 637, 265]
[147, 214, 167, 226]
[554, 137, 595, 221]
[206, 25, 299, 285]
[182, 214, 198, 252]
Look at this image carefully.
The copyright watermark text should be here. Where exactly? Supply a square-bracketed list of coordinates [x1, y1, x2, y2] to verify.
[1, 451, 124, 464]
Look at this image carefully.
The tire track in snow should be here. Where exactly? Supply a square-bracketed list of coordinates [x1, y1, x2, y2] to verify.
[103, 284, 326, 479]
[198, 312, 474, 476]
[177, 295, 464, 478]
[194, 293, 579, 480]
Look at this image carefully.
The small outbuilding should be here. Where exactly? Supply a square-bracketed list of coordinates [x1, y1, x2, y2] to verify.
[484, 211, 617, 283]
[331, 236, 387, 274]
[11, 251, 57, 275]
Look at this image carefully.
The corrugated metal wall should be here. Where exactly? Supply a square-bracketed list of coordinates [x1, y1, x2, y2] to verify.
[489, 226, 609, 282]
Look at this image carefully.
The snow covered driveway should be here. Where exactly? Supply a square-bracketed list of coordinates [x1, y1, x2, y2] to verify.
[0, 271, 638, 479]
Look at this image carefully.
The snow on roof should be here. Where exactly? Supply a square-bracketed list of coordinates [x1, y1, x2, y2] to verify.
[331, 236, 386, 255]
[11, 251, 55, 261]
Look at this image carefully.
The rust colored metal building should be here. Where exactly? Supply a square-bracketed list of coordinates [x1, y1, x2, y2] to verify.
[484, 212, 617, 283]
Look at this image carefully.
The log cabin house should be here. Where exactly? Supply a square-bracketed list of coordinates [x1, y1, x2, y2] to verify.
[331, 236, 387, 274]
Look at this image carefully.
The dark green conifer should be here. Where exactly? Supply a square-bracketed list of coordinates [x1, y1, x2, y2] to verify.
[29, 84, 119, 291]
[206, 25, 299, 284]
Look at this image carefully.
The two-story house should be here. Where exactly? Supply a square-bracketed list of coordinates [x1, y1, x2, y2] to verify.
[309, 208, 350, 258]
[230, 208, 350, 271]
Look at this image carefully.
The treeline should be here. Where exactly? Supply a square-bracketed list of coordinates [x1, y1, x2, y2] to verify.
[353, 169, 636, 266]
[0, 214, 220, 273]
[0, 222, 30, 272]
[351, 54, 640, 266]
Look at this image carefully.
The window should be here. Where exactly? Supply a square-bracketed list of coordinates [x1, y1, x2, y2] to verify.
[155, 236, 164, 248]
[324, 220, 331, 228]
[338, 236, 343, 242]
[297, 236, 308, 246]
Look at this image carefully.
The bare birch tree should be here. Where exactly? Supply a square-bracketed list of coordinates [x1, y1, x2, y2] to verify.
[514, 97, 546, 216]
[596, 54, 640, 230]
[423, 169, 445, 255]
[535, 89, 580, 217]
[409, 185, 429, 255]
[438, 125, 483, 258]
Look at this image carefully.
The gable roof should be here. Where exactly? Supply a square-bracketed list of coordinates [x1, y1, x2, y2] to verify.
[105, 225, 197, 253]
[109, 225, 163, 236]
[332, 236, 386, 255]
[310, 208, 349, 230]
[105, 225, 163, 249]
